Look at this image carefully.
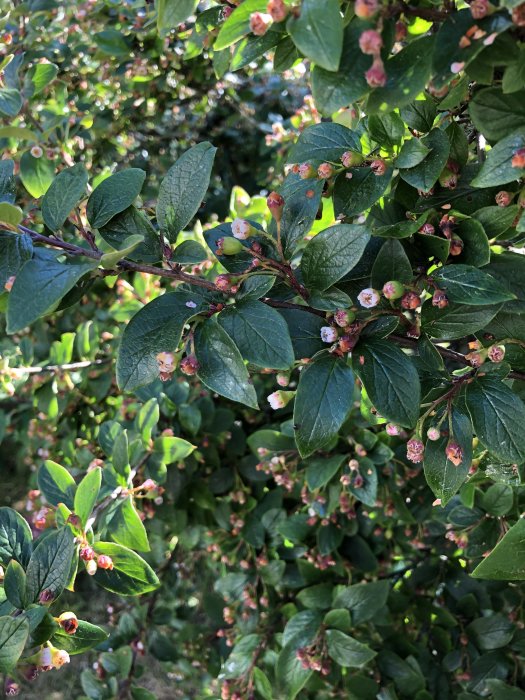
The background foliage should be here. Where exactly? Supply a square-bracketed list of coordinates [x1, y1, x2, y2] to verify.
[1, 0, 525, 698]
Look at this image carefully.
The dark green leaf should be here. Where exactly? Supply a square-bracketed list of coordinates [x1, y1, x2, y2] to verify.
[368, 112, 405, 149]
[287, 123, 361, 165]
[107, 496, 149, 552]
[74, 468, 102, 528]
[472, 128, 525, 187]
[399, 128, 451, 193]
[431, 264, 515, 305]
[396, 139, 431, 169]
[371, 239, 413, 287]
[4, 560, 26, 609]
[116, 290, 206, 391]
[333, 166, 392, 218]
[38, 460, 77, 510]
[157, 0, 197, 35]
[51, 619, 108, 655]
[218, 299, 294, 370]
[26, 527, 76, 603]
[278, 308, 326, 360]
[469, 87, 525, 142]
[481, 483, 514, 516]
[466, 375, 525, 463]
[399, 96, 437, 133]
[276, 643, 313, 699]
[99, 207, 162, 263]
[0, 616, 29, 673]
[19, 152, 54, 198]
[0, 160, 15, 204]
[87, 169, 146, 229]
[93, 542, 159, 595]
[352, 339, 421, 428]
[153, 435, 195, 463]
[305, 454, 346, 490]
[326, 629, 376, 667]
[287, 0, 343, 72]
[0, 89, 22, 118]
[468, 614, 515, 650]
[194, 318, 258, 409]
[472, 518, 525, 580]
[301, 224, 371, 291]
[0, 508, 32, 568]
[214, 0, 267, 50]
[333, 580, 389, 624]
[294, 353, 355, 457]
[421, 302, 501, 339]
[0, 231, 32, 288]
[41, 164, 88, 233]
[156, 142, 216, 242]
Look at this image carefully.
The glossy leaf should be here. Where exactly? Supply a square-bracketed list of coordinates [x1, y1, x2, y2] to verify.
[87, 169, 146, 229]
[25, 527, 76, 603]
[93, 542, 159, 595]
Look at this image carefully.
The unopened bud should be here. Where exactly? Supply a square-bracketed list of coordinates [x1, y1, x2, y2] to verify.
[383, 280, 404, 300]
[267, 390, 295, 410]
[445, 441, 463, 466]
[97, 555, 114, 570]
[495, 191, 513, 207]
[341, 151, 363, 168]
[354, 0, 379, 18]
[231, 218, 253, 240]
[180, 355, 199, 376]
[427, 427, 440, 441]
[317, 163, 334, 179]
[359, 29, 382, 55]
[333, 309, 355, 327]
[221, 237, 244, 255]
[249, 11, 272, 36]
[401, 291, 420, 310]
[320, 326, 338, 343]
[267, 191, 285, 222]
[370, 158, 387, 176]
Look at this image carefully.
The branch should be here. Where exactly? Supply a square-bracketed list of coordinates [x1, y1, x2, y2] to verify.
[387, 2, 451, 21]
[4, 359, 110, 376]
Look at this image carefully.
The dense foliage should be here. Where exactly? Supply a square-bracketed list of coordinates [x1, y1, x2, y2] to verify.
[1, 0, 525, 697]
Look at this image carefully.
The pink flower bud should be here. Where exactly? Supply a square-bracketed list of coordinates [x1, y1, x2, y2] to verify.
[156, 351, 176, 374]
[357, 288, 380, 308]
[386, 423, 400, 436]
[354, 0, 379, 18]
[231, 218, 252, 240]
[215, 274, 232, 292]
[86, 559, 97, 576]
[267, 0, 288, 22]
[39, 589, 55, 604]
[432, 289, 448, 308]
[445, 441, 463, 466]
[419, 222, 435, 235]
[267, 390, 295, 410]
[267, 191, 285, 222]
[370, 158, 387, 176]
[401, 291, 420, 310]
[341, 151, 363, 168]
[449, 235, 464, 256]
[298, 163, 316, 179]
[495, 191, 513, 207]
[359, 29, 383, 55]
[365, 58, 387, 87]
[180, 355, 199, 376]
[334, 309, 355, 327]
[317, 163, 334, 179]
[382, 280, 404, 300]
[140, 478, 157, 491]
[97, 555, 114, 570]
[407, 438, 424, 463]
[427, 427, 440, 441]
[470, 0, 490, 19]
[276, 373, 289, 387]
[488, 344, 505, 363]
[249, 12, 272, 36]
[320, 326, 338, 343]
[511, 148, 525, 169]
[80, 545, 95, 561]
[4, 275, 15, 292]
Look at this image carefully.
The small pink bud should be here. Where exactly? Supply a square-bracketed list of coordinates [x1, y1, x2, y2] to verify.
[317, 162, 334, 179]
[386, 423, 400, 436]
[450, 61, 465, 74]
[298, 163, 316, 180]
[382, 280, 404, 300]
[334, 309, 355, 327]
[359, 29, 383, 55]
[354, 0, 379, 18]
[401, 291, 420, 310]
[249, 12, 272, 36]
[449, 235, 464, 256]
[86, 559, 97, 576]
[4, 275, 15, 292]
[445, 441, 463, 466]
[365, 58, 387, 88]
[511, 148, 525, 169]
[512, 3, 525, 26]
[80, 545, 95, 561]
[231, 218, 252, 240]
[320, 326, 338, 343]
[156, 351, 176, 374]
[470, 0, 491, 19]
[180, 355, 199, 376]
[419, 223, 435, 235]
[267, 0, 288, 22]
[30, 145, 43, 158]
[495, 191, 513, 207]
[39, 589, 55, 604]
[57, 612, 78, 635]
[370, 158, 387, 176]
[357, 288, 380, 308]
[432, 289, 448, 308]
[276, 373, 289, 387]
[97, 555, 114, 570]
[341, 151, 363, 168]
[267, 390, 295, 410]
[267, 191, 285, 222]
[140, 478, 157, 491]
[427, 427, 440, 441]
[407, 438, 424, 463]
[215, 274, 232, 292]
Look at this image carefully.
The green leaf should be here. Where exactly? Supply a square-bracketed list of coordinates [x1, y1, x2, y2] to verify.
[348, 458, 378, 507]
[287, 0, 343, 72]
[153, 435, 195, 463]
[194, 317, 258, 409]
[41, 164, 89, 233]
[468, 614, 515, 651]
[0, 160, 15, 204]
[366, 37, 435, 113]
[136, 398, 159, 446]
[455, 218, 491, 267]
[465, 376, 525, 463]
[326, 629, 376, 668]
[236, 273, 275, 300]
[218, 299, 294, 370]
[399, 96, 437, 133]
[214, 0, 267, 51]
[7, 254, 98, 334]
[19, 152, 54, 198]
[171, 240, 208, 264]
[221, 634, 261, 679]
[305, 454, 346, 490]
[0, 508, 32, 568]
[276, 643, 313, 699]
[468, 87, 525, 141]
[371, 239, 413, 287]
[372, 212, 428, 239]
[230, 29, 283, 72]
[287, 123, 361, 165]
[431, 264, 515, 305]
[423, 409, 473, 506]
[399, 128, 450, 193]
[0, 616, 29, 673]
[51, 619, 108, 655]
[472, 128, 525, 187]
[116, 290, 206, 391]
[157, 0, 197, 36]
[333, 166, 392, 218]
[74, 467, 102, 527]
[100, 234, 144, 268]
[368, 112, 405, 150]
[473, 205, 518, 240]
[112, 430, 130, 477]
[300, 224, 371, 291]
[87, 169, 146, 229]
[93, 542, 159, 595]
[396, 139, 431, 169]
[279, 308, 326, 360]
[26, 62, 58, 95]
[421, 302, 501, 340]
[352, 340, 421, 428]
[0, 202, 22, 228]
[481, 483, 514, 517]
[0, 88, 22, 118]
[108, 496, 149, 552]
[294, 353, 355, 458]
[156, 142, 216, 242]
[253, 667, 273, 700]
[311, 19, 372, 115]
[283, 610, 323, 648]
[472, 518, 525, 580]
[99, 207, 162, 264]
[4, 560, 27, 609]
[38, 460, 77, 509]
[25, 527, 76, 603]
[273, 173, 324, 257]
[333, 580, 389, 625]
[94, 29, 130, 57]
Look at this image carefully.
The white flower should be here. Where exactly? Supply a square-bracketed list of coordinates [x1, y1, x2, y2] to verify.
[267, 391, 285, 409]
[185, 300, 197, 308]
[320, 326, 338, 343]
[51, 648, 70, 668]
[357, 288, 380, 308]
[231, 218, 252, 240]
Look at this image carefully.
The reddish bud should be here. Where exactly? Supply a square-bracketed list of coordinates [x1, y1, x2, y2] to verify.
[395, 20, 407, 41]
[365, 57, 387, 87]
[419, 222, 435, 235]
[383, 280, 404, 300]
[354, 0, 379, 18]
[511, 148, 525, 169]
[57, 612, 78, 635]
[370, 158, 387, 176]
[180, 355, 199, 376]
[401, 291, 420, 310]
[97, 555, 114, 570]
[334, 309, 355, 327]
[298, 163, 316, 179]
[407, 438, 424, 463]
[470, 0, 491, 19]
[249, 12, 272, 36]
[215, 274, 232, 292]
[341, 150, 363, 168]
[267, 0, 288, 22]
[317, 162, 334, 179]
[39, 589, 55, 604]
[359, 29, 383, 55]
[445, 441, 463, 466]
[338, 334, 358, 353]
[449, 235, 464, 256]
[496, 191, 513, 207]
[512, 3, 525, 26]
[432, 289, 448, 308]
[80, 545, 95, 561]
[267, 191, 285, 222]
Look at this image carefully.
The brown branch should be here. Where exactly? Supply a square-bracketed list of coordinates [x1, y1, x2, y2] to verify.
[386, 2, 451, 21]
[4, 359, 110, 376]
